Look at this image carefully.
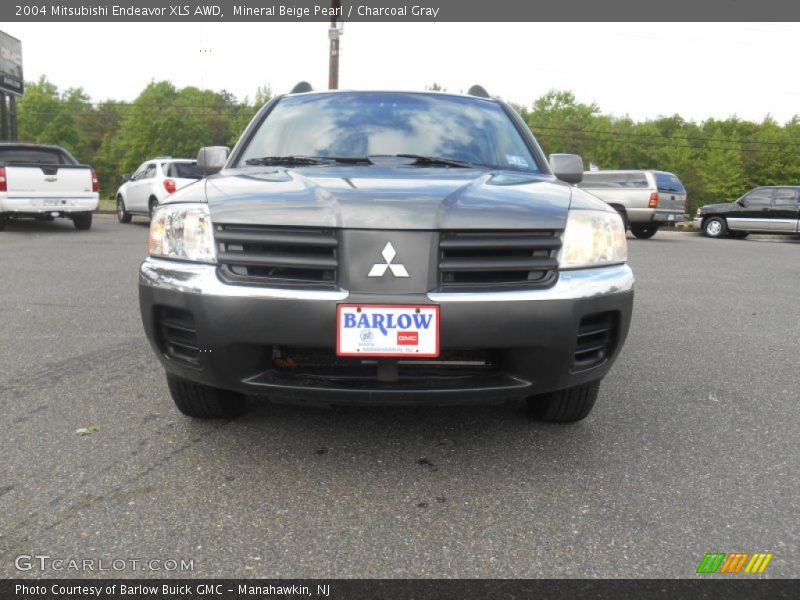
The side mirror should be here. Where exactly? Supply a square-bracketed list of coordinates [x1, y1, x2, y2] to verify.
[737, 198, 747, 207]
[549, 153, 583, 184]
[197, 146, 230, 176]
[122, 173, 130, 181]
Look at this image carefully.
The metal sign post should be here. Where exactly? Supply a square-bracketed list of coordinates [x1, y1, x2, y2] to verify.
[328, 0, 342, 89]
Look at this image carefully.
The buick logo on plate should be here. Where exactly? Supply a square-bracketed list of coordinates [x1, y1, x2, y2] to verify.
[368, 242, 409, 278]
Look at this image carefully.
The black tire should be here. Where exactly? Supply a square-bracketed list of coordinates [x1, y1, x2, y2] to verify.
[166, 374, 247, 419]
[611, 206, 629, 230]
[527, 380, 601, 423]
[630, 224, 659, 239]
[729, 231, 749, 239]
[703, 216, 727, 238]
[117, 195, 132, 223]
[148, 197, 158, 220]
[0, 214, 7, 231]
[72, 212, 93, 230]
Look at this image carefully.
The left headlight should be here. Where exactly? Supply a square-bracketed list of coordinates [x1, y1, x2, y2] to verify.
[148, 203, 216, 264]
[559, 210, 627, 270]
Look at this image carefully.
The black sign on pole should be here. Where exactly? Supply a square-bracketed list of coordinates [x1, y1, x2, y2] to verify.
[0, 30, 22, 96]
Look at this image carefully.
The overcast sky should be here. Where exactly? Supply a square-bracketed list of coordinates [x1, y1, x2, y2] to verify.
[5, 22, 797, 123]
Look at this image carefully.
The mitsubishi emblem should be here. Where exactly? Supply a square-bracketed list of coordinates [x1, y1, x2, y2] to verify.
[368, 242, 409, 278]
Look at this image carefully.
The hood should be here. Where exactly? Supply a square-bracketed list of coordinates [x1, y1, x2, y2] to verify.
[173, 166, 576, 231]
[700, 201, 737, 212]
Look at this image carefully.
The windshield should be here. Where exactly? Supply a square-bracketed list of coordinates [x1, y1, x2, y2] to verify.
[237, 92, 541, 172]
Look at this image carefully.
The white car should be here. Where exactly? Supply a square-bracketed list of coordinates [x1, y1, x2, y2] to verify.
[115, 158, 201, 222]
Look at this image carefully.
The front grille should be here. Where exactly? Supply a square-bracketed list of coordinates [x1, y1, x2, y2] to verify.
[438, 230, 561, 290]
[158, 307, 200, 367]
[573, 312, 616, 371]
[215, 224, 338, 287]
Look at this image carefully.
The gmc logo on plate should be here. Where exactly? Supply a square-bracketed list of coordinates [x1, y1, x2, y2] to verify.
[397, 332, 419, 346]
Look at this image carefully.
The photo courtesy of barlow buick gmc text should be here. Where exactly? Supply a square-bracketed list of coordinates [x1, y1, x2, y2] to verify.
[0, 2, 799, 600]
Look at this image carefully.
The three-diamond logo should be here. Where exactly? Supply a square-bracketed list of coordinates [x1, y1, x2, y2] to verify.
[368, 242, 409, 278]
[696, 552, 773, 574]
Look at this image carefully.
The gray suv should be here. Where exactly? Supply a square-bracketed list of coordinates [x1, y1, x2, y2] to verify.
[138, 87, 634, 423]
[578, 170, 687, 238]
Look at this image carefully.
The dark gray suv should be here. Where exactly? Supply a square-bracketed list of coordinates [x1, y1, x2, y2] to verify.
[139, 88, 634, 422]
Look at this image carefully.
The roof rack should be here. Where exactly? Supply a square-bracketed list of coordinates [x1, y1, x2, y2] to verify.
[290, 81, 313, 94]
[467, 85, 490, 98]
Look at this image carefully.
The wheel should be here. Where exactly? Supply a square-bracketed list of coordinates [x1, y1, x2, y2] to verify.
[611, 206, 629, 230]
[166, 374, 246, 419]
[527, 380, 601, 423]
[148, 197, 158, 220]
[729, 231, 749, 239]
[630, 224, 659, 239]
[72, 212, 93, 230]
[703, 217, 727, 238]
[117, 195, 132, 223]
[0, 214, 7, 231]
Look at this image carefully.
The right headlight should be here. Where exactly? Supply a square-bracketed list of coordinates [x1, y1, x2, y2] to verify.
[559, 210, 627, 270]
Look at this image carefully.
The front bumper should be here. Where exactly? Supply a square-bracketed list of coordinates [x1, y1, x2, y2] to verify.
[139, 258, 634, 404]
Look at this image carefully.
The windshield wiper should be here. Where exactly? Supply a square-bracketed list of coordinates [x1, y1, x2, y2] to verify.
[245, 155, 374, 166]
[393, 154, 477, 168]
[244, 156, 330, 166]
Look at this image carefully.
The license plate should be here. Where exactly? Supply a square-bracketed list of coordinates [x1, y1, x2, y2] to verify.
[42, 199, 65, 207]
[336, 304, 439, 357]
[668, 214, 675, 221]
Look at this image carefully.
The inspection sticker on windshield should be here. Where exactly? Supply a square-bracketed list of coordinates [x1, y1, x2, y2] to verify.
[337, 305, 440, 357]
[505, 155, 529, 167]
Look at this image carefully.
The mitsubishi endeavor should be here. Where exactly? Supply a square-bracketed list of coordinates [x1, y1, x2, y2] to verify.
[139, 86, 634, 422]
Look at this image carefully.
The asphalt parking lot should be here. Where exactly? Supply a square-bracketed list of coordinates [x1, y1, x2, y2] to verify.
[0, 216, 798, 578]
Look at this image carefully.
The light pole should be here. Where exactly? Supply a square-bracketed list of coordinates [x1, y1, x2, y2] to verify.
[328, 0, 342, 89]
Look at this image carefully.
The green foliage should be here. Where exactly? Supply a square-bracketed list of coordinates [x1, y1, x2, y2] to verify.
[16, 78, 271, 195]
[14, 79, 800, 207]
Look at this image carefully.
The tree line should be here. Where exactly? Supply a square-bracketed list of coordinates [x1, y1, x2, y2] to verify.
[17, 78, 800, 213]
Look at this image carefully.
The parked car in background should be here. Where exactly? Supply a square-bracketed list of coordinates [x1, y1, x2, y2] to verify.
[116, 158, 201, 222]
[578, 170, 687, 239]
[694, 186, 800, 238]
[138, 86, 634, 423]
[0, 142, 98, 231]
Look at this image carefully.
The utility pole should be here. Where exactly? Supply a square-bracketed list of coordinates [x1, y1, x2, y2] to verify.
[328, 0, 342, 89]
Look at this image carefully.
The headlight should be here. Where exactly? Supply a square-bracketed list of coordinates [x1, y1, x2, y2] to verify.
[696, 208, 702, 216]
[148, 203, 216, 263]
[559, 210, 627, 269]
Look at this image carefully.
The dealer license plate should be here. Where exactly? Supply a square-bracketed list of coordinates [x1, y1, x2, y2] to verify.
[336, 304, 440, 358]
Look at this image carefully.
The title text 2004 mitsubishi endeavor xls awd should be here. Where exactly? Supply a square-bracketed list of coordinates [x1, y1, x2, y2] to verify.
[139, 86, 634, 423]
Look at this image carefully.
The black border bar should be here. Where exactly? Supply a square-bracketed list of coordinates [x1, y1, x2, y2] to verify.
[4, 0, 800, 22]
[3, 579, 800, 600]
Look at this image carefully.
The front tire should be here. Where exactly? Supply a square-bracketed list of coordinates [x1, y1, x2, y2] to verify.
[117, 196, 132, 223]
[527, 380, 600, 423]
[703, 217, 727, 238]
[630, 224, 659, 239]
[72, 212, 93, 230]
[166, 374, 247, 419]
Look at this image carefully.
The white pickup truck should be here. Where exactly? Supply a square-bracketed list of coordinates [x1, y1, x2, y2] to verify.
[0, 142, 99, 231]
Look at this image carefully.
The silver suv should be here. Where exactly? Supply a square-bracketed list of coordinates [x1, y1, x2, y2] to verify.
[578, 170, 687, 239]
